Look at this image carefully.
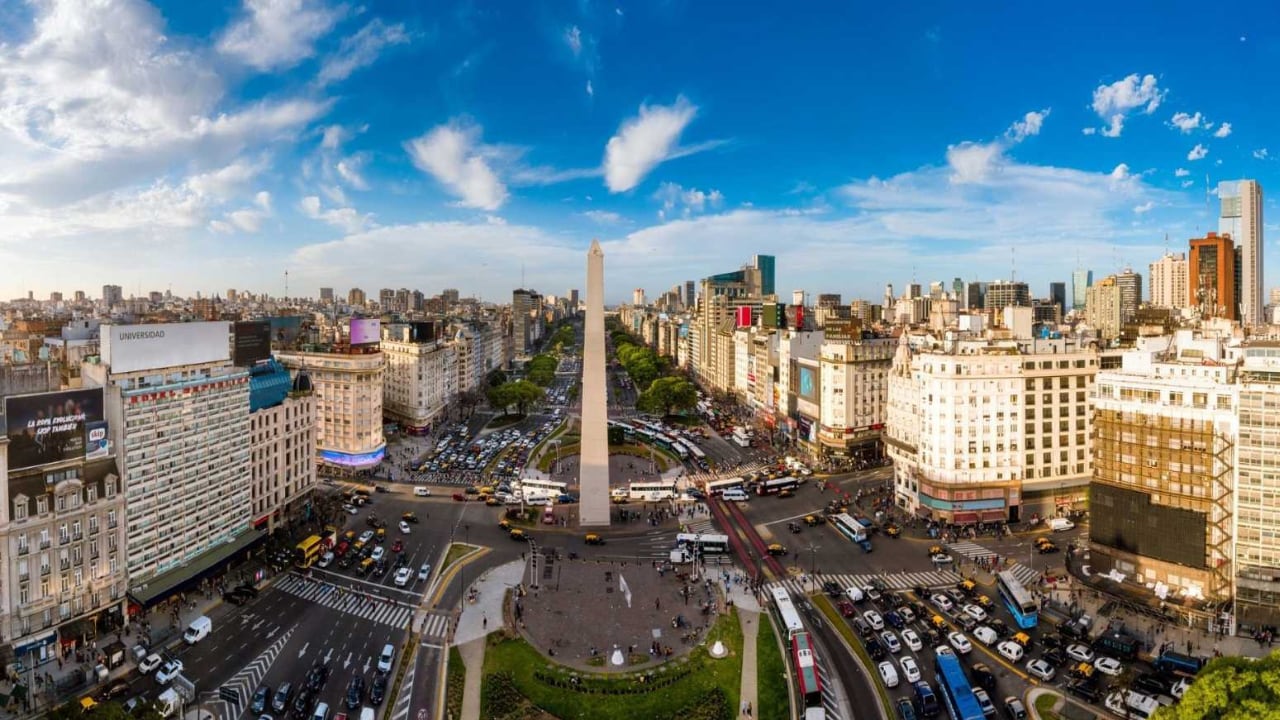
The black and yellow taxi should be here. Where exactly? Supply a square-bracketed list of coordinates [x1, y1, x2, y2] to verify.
[499, 518, 511, 532]
[975, 594, 995, 609]
[401, 512, 418, 524]
[928, 545, 945, 556]
[883, 523, 901, 538]
[485, 495, 501, 506]
[777, 489, 795, 498]
[956, 579, 978, 595]
[767, 543, 787, 556]
[803, 514, 822, 527]
[509, 528, 528, 542]
[585, 533, 606, 545]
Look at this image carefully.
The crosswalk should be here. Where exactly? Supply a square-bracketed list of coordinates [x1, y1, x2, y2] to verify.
[768, 570, 965, 597]
[942, 541, 1043, 587]
[275, 574, 414, 629]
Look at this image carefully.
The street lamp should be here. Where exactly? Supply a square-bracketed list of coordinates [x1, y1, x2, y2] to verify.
[807, 544, 820, 590]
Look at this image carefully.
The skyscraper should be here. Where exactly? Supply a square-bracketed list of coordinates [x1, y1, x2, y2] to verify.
[1219, 180, 1264, 325]
[1115, 268, 1143, 323]
[633, 288, 646, 306]
[1049, 282, 1066, 317]
[984, 281, 1030, 312]
[685, 280, 695, 309]
[1189, 232, 1238, 320]
[1149, 251, 1188, 310]
[1071, 268, 1093, 311]
[102, 284, 123, 306]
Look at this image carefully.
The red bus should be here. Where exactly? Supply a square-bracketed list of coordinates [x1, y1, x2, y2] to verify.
[791, 631, 823, 709]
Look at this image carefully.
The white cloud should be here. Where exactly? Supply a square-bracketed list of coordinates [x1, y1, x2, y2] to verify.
[604, 97, 705, 192]
[317, 19, 409, 85]
[336, 156, 369, 190]
[1169, 111, 1204, 133]
[947, 142, 1004, 184]
[218, 0, 343, 71]
[1110, 163, 1131, 181]
[1214, 122, 1232, 138]
[1133, 201, 1155, 214]
[321, 125, 348, 150]
[1254, 148, 1270, 160]
[1187, 144, 1209, 161]
[580, 210, 627, 225]
[405, 120, 509, 210]
[1081, 127, 1097, 136]
[1175, 168, 1191, 177]
[1182, 180, 1195, 189]
[586, 80, 594, 97]
[564, 25, 583, 56]
[1090, 73, 1165, 137]
[1006, 108, 1051, 142]
[654, 182, 724, 219]
[299, 194, 371, 232]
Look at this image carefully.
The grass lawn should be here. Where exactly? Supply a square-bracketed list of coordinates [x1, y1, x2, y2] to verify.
[812, 595, 892, 716]
[756, 614, 791, 720]
[442, 543, 478, 572]
[1034, 693, 1063, 719]
[446, 647, 465, 720]
[481, 608, 744, 720]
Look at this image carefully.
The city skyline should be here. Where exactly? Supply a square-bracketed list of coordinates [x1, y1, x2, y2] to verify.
[0, 0, 1277, 304]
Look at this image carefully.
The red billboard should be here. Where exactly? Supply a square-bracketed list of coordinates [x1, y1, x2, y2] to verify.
[735, 306, 753, 328]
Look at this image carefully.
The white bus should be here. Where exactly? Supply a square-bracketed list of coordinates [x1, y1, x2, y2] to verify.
[756, 476, 799, 495]
[687, 443, 707, 461]
[731, 427, 752, 448]
[830, 513, 868, 542]
[671, 532, 731, 563]
[629, 479, 678, 501]
[520, 478, 568, 497]
[705, 477, 747, 496]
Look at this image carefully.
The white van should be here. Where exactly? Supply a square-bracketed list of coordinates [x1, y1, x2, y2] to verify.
[359, 708, 376, 720]
[413, 487, 431, 497]
[1049, 517, 1075, 532]
[312, 702, 329, 720]
[722, 489, 750, 502]
[183, 615, 212, 645]
[972, 626, 998, 646]
[377, 643, 395, 673]
[845, 586, 865, 603]
[997, 640, 1024, 662]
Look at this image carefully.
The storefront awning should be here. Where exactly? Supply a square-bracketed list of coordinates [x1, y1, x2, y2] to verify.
[128, 530, 266, 609]
[952, 512, 979, 524]
[980, 510, 1007, 522]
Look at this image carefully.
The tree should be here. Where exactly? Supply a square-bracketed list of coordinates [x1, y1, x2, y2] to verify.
[486, 368, 508, 388]
[1152, 654, 1280, 720]
[526, 354, 558, 387]
[456, 389, 483, 418]
[486, 383, 516, 414]
[636, 376, 698, 416]
[487, 381, 544, 416]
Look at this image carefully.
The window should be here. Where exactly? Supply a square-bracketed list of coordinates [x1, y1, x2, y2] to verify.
[86, 486, 96, 503]
[37, 497, 48, 515]
[14, 502, 27, 521]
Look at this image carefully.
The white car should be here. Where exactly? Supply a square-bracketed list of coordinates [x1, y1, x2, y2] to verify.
[139, 653, 163, 674]
[880, 631, 901, 654]
[316, 552, 334, 568]
[962, 604, 988, 622]
[1065, 643, 1094, 663]
[370, 546, 385, 562]
[359, 530, 375, 544]
[973, 688, 996, 717]
[931, 594, 954, 612]
[417, 563, 432, 581]
[1093, 656, 1124, 676]
[878, 660, 900, 688]
[931, 553, 954, 564]
[996, 640, 1024, 662]
[972, 626, 999, 646]
[901, 629, 923, 652]
[899, 656, 921, 683]
[1026, 658, 1056, 681]
[1171, 678, 1190, 699]
[948, 632, 972, 654]
[343, 504, 358, 515]
[394, 567, 413, 587]
[935, 645, 955, 657]
[863, 610, 884, 630]
[155, 659, 184, 684]
[399, 521, 411, 534]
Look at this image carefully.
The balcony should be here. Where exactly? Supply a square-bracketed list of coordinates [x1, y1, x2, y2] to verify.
[59, 535, 69, 546]
[17, 545, 29, 556]
[107, 520, 118, 530]
[39, 540, 51, 550]
[72, 532, 83, 542]
[59, 561, 71, 572]
[40, 565, 50, 576]
[18, 573, 29, 582]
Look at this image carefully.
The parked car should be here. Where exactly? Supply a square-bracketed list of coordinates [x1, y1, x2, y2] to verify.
[963, 604, 988, 622]
[155, 659, 184, 684]
[899, 656, 921, 683]
[878, 660, 900, 688]
[948, 632, 972, 654]
[973, 688, 996, 717]
[837, 600, 857, 618]
[970, 663, 997, 693]
[1003, 696, 1027, 720]
[930, 594, 954, 612]
[1093, 656, 1123, 676]
[901, 629, 923, 652]
[881, 631, 902, 654]
[251, 686, 271, 715]
[863, 610, 885, 630]
[1065, 643, 1095, 663]
[1026, 658, 1056, 681]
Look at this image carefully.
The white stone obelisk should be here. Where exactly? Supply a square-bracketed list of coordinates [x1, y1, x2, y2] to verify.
[579, 239, 611, 527]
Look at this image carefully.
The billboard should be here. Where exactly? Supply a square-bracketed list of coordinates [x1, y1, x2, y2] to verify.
[268, 316, 305, 345]
[1090, 484, 1207, 569]
[350, 318, 382, 345]
[797, 365, 819, 401]
[233, 321, 272, 366]
[735, 306, 753, 328]
[102, 322, 230, 374]
[5, 388, 106, 471]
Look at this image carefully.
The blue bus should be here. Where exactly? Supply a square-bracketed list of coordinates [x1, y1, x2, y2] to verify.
[996, 570, 1039, 629]
[933, 651, 985, 720]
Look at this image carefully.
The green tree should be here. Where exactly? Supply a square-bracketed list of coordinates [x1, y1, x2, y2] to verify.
[1152, 653, 1280, 720]
[525, 354, 558, 386]
[485, 368, 508, 388]
[636, 376, 699, 416]
[486, 382, 516, 414]
[487, 381, 544, 416]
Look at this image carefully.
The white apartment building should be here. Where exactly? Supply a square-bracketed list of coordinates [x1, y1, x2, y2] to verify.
[818, 323, 894, 462]
[381, 325, 457, 434]
[276, 349, 385, 470]
[1149, 251, 1189, 311]
[1220, 180, 1264, 326]
[248, 377, 316, 533]
[85, 322, 253, 590]
[1, 396, 129, 668]
[886, 334, 1097, 523]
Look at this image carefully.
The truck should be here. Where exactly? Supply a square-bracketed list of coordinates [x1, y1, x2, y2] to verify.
[183, 615, 212, 644]
[156, 688, 181, 718]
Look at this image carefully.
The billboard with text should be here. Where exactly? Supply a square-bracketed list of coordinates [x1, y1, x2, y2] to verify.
[102, 322, 230, 373]
[233, 321, 272, 366]
[350, 318, 382, 345]
[5, 388, 105, 471]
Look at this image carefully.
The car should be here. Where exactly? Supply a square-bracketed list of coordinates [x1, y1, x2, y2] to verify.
[394, 567, 413, 587]
[344, 677, 364, 710]
[391, 539, 403, 553]
[1065, 643, 1094, 663]
[973, 688, 996, 717]
[865, 638, 886, 660]
[1026, 658, 1055, 681]
[957, 615, 979, 632]
[896, 605, 917, 623]
[963, 604, 988, 622]
[1171, 678, 1191, 699]
[358, 530, 374, 544]
[370, 546, 385, 562]
[251, 686, 272, 715]
[931, 553, 954, 564]
[948, 632, 972, 654]
[970, 663, 997, 692]
[899, 656, 921, 683]
[845, 587, 865, 603]
[1042, 649, 1068, 667]
[881, 630, 902, 653]
[878, 660, 900, 688]
[885, 611, 906, 629]
[996, 640, 1024, 662]
[851, 617, 872, 637]
[418, 563, 432, 581]
[401, 512, 419, 523]
[293, 688, 315, 717]
[1066, 679, 1101, 704]
[837, 600, 857, 618]
[369, 675, 387, 705]
[823, 581, 842, 598]
[96, 679, 132, 702]
[896, 698, 918, 720]
[1003, 697, 1027, 720]
[901, 627, 921, 650]
[864, 586, 883, 603]
[1133, 674, 1171, 697]
[863, 610, 884, 630]
[975, 594, 994, 609]
[973, 626, 999, 646]
[988, 619, 1011, 637]
[155, 659, 184, 684]
[930, 594, 954, 612]
[223, 590, 246, 605]
[1093, 656, 1123, 676]
[306, 664, 330, 692]
[1038, 542, 1060, 554]
[452, 493, 467, 502]
[272, 683, 294, 714]
[935, 644, 955, 657]
[398, 521, 411, 534]
[343, 504, 358, 515]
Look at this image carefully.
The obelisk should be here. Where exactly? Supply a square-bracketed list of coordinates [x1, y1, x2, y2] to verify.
[579, 239, 611, 526]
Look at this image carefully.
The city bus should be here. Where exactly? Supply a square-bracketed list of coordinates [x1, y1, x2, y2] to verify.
[665, 438, 690, 460]
[295, 535, 324, 568]
[520, 478, 569, 497]
[756, 476, 799, 496]
[791, 631, 824, 711]
[629, 479, 678, 501]
[996, 570, 1039, 629]
[686, 443, 707, 461]
[672, 533, 731, 563]
[731, 427, 752, 448]
[769, 586, 805, 637]
[934, 650, 985, 720]
[705, 477, 746, 496]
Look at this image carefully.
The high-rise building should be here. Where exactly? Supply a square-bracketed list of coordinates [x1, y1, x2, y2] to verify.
[1189, 232, 1238, 321]
[320, 287, 334, 302]
[964, 282, 985, 311]
[1149, 251, 1189, 311]
[48, 291, 62, 303]
[379, 288, 396, 310]
[952, 278, 965, 300]
[1219, 180, 1264, 325]
[73, 290, 86, 303]
[689, 258, 768, 392]
[1071, 269, 1093, 311]
[276, 348, 386, 470]
[1115, 268, 1143, 323]
[101, 285, 123, 307]
[381, 323, 457, 433]
[928, 281, 944, 299]
[984, 281, 1030, 313]
[568, 289, 580, 308]
[1049, 282, 1066, 318]
[1085, 276, 1122, 339]
[633, 288, 646, 306]
[248, 360, 317, 533]
[511, 289, 544, 357]
[753, 254, 776, 296]
[348, 288, 366, 306]
[818, 319, 895, 462]
[1237, 344, 1280, 625]
[792, 290, 806, 307]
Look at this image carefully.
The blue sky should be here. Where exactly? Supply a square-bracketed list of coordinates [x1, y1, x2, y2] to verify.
[0, 0, 1276, 305]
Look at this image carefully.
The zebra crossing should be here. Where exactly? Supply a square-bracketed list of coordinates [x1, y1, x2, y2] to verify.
[1003, 562, 1042, 587]
[942, 541, 1043, 587]
[275, 574, 414, 628]
[769, 569, 965, 597]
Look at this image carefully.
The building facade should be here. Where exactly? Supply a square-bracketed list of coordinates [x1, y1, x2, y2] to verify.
[380, 324, 457, 434]
[817, 320, 894, 462]
[1189, 232, 1238, 321]
[1150, 251, 1189, 311]
[1232, 343, 1280, 626]
[248, 363, 317, 534]
[1219, 180, 1264, 326]
[1071, 269, 1093, 311]
[276, 349, 385, 470]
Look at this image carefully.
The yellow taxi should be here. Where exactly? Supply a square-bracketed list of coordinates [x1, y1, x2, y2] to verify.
[585, 533, 606, 545]
[930, 614, 948, 630]
[767, 543, 788, 556]
[509, 528, 527, 541]
[975, 594, 994, 609]
[804, 515, 822, 527]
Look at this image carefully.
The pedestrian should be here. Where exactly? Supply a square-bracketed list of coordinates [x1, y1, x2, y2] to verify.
[483, 615, 488, 629]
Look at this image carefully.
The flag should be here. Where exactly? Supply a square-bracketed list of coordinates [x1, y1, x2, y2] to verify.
[619, 573, 633, 608]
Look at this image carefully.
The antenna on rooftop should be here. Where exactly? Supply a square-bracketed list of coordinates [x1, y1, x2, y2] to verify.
[1011, 246, 1016, 282]
[284, 269, 289, 302]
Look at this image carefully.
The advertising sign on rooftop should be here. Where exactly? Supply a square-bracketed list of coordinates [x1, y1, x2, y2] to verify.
[232, 321, 272, 366]
[102, 322, 231, 374]
[5, 388, 105, 471]
[350, 318, 382, 345]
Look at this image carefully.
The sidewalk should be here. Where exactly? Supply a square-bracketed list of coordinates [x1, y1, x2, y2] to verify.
[453, 560, 525, 720]
[738, 610, 759, 719]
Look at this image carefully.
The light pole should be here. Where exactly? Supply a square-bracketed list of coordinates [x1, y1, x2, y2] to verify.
[808, 544, 820, 590]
